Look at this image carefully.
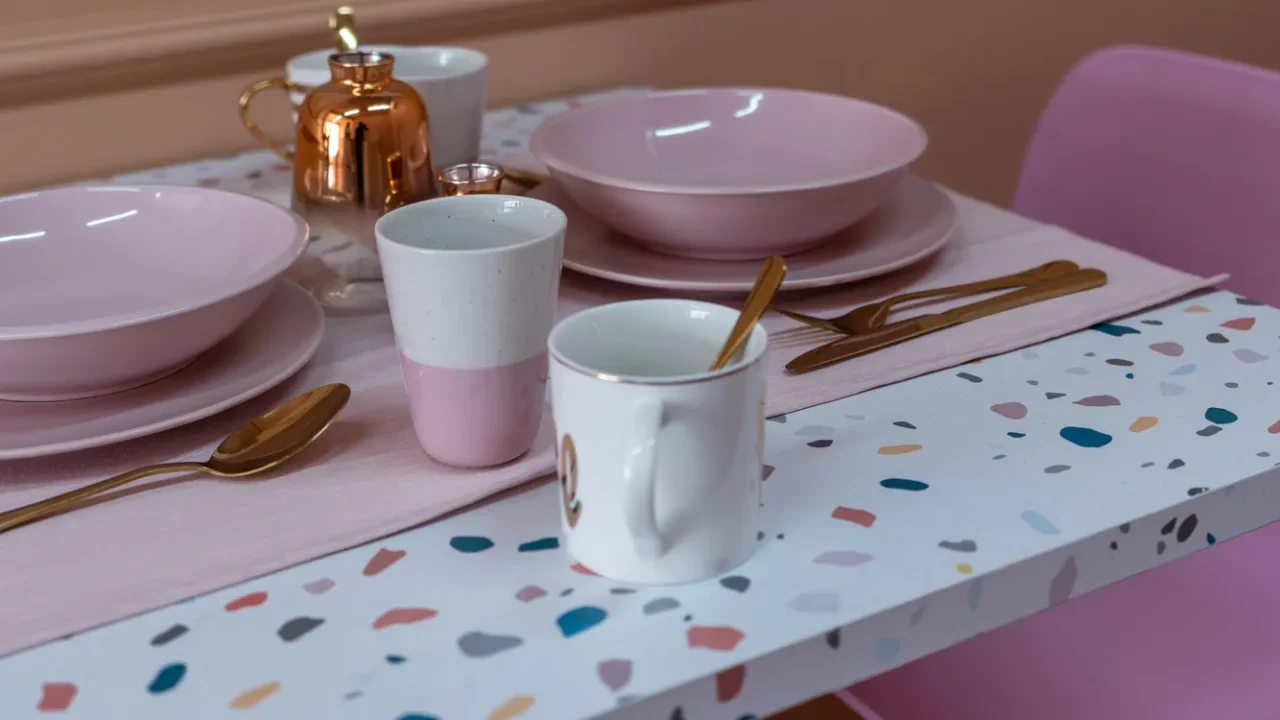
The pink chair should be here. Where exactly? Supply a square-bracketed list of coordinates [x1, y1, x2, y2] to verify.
[850, 46, 1280, 719]
[1014, 45, 1280, 304]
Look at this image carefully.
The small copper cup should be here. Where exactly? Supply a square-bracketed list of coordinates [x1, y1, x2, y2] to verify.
[438, 163, 505, 196]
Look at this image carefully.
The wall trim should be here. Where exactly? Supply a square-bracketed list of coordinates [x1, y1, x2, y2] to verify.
[0, 0, 726, 108]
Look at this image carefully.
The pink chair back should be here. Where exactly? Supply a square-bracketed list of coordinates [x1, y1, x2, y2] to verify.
[853, 45, 1280, 720]
[1013, 45, 1280, 304]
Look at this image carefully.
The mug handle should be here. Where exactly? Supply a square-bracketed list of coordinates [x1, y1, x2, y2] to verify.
[623, 398, 665, 559]
[238, 77, 303, 162]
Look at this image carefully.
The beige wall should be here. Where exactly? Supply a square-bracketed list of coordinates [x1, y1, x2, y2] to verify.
[4, 0, 1279, 202]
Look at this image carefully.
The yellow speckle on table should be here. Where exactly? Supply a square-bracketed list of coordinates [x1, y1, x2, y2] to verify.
[956, 563, 974, 575]
[229, 681, 280, 710]
[1130, 416, 1159, 433]
[489, 695, 535, 720]
[1184, 305, 1211, 313]
[877, 444, 922, 456]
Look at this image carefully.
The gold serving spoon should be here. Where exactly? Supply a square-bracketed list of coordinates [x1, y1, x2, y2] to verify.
[710, 255, 787, 371]
[0, 384, 352, 534]
[778, 260, 1080, 335]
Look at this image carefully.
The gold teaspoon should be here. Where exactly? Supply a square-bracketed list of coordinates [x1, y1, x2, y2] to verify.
[709, 255, 787, 371]
[0, 383, 352, 534]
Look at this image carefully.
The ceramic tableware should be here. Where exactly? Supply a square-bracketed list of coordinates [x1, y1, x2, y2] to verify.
[0, 281, 325, 460]
[535, 175, 956, 292]
[0, 383, 351, 533]
[548, 299, 767, 584]
[0, 185, 308, 401]
[376, 194, 565, 468]
[240, 45, 488, 172]
[530, 87, 927, 260]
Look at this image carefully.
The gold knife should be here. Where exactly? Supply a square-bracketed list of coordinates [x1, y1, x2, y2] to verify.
[785, 268, 1108, 374]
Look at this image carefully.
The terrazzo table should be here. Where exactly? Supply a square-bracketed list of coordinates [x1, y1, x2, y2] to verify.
[4, 92, 1280, 719]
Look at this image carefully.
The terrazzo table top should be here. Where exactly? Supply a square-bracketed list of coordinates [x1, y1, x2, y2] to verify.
[4, 92, 1280, 720]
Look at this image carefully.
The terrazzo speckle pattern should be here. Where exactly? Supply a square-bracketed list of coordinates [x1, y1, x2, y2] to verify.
[5, 291, 1278, 720]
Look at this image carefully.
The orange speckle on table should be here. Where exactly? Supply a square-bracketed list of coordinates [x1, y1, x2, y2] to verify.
[224, 592, 267, 612]
[716, 665, 747, 702]
[372, 607, 439, 629]
[878, 444, 922, 456]
[362, 548, 406, 576]
[37, 682, 77, 712]
[1269, 420, 1280, 435]
[1221, 317, 1256, 331]
[570, 562, 598, 576]
[956, 563, 974, 575]
[229, 681, 280, 710]
[1184, 305, 1211, 313]
[687, 625, 745, 652]
[831, 506, 877, 528]
[489, 695, 535, 720]
[1129, 416, 1159, 433]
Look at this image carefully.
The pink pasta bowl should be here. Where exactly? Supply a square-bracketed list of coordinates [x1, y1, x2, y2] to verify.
[0, 185, 308, 401]
[530, 87, 927, 260]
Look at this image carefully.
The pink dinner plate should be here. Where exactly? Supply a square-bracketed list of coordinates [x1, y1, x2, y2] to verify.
[0, 281, 324, 460]
[531, 175, 957, 292]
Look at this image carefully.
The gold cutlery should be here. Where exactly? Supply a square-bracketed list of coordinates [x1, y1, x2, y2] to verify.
[0, 384, 352, 534]
[330, 6, 359, 51]
[777, 260, 1081, 335]
[785, 268, 1108, 374]
[711, 255, 788, 371]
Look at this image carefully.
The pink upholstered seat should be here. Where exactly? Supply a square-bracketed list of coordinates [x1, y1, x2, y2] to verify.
[851, 45, 1280, 719]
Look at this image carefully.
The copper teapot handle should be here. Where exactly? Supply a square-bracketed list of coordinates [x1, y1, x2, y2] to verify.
[238, 77, 306, 162]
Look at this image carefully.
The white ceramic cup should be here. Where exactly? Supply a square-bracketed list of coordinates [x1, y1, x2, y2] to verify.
[376, 195, 566, 467]
[247, 45, 488, 171]
[548, 299, 768, 584]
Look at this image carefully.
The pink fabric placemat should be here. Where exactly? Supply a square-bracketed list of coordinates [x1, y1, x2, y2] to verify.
[0, 185, 1221, 657]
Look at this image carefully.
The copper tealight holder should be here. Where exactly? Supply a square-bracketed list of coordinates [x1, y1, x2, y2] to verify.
[438, 163, 506, 196]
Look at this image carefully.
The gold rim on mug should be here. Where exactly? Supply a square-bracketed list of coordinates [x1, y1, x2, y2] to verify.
[548, 352, 763, 386]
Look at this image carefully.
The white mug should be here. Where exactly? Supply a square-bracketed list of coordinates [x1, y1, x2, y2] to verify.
[548, 299, 768, 584]
[376, 194, 566, 468]
[242, 45, 488, 171]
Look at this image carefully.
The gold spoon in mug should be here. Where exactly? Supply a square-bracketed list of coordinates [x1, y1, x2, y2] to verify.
[710, 255, 788, 371]
[0, 383, 352, 534]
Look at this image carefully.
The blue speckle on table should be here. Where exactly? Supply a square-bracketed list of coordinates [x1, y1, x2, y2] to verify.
[557, 606, 608, 637]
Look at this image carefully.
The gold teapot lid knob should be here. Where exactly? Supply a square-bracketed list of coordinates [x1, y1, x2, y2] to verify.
[330, 6, 359, 51]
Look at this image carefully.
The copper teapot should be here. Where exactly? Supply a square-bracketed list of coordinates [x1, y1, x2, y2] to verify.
[291, 50, 435, 309]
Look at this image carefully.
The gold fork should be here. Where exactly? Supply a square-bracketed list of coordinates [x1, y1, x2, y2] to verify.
[777, 260, 1079, 334]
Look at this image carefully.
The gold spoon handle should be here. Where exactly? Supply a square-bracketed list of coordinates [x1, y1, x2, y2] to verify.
[0, 462, 204, 534]
[710, 255, 788, 371]
[330, 6, 358, 51]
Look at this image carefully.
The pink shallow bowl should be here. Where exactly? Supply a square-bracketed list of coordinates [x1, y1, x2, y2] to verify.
[0, 185, 309, 401]
[529, 87, 928, 260]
